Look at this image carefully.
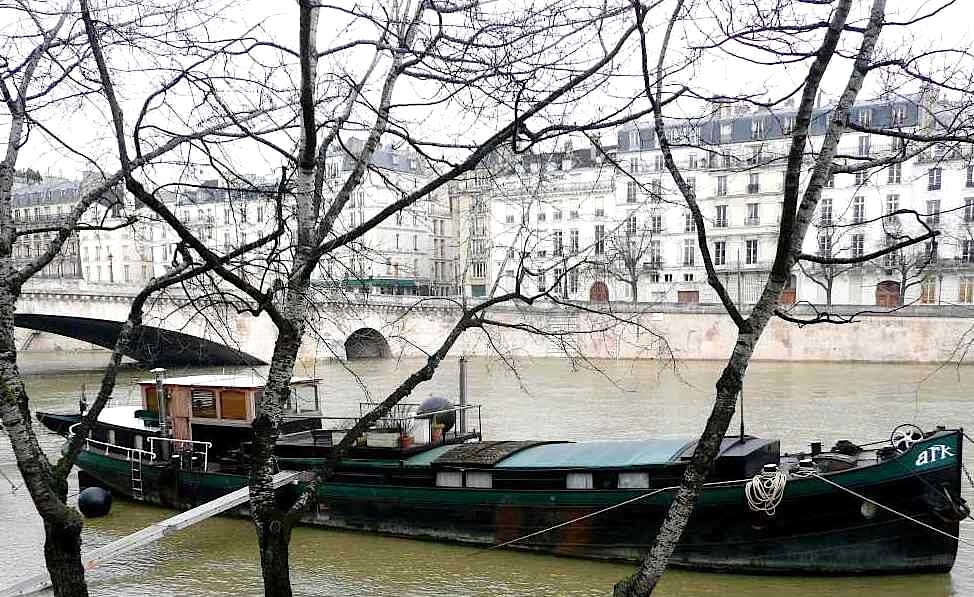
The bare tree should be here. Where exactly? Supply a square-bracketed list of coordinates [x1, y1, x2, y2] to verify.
[0, 2, 290, 594]
[79, 1, 656, 595]
[603, 214, 659, 303]
[614, 0, 974, 594]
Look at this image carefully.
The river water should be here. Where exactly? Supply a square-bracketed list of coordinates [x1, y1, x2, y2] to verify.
[1, 352, 972, 596]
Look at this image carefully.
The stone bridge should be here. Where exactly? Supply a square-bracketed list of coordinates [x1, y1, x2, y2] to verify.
[15, 281, 482, 366]
[15, 280, 974, 366]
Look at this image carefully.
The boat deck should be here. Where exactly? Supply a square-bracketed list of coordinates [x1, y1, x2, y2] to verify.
[274, 428, 482, 459]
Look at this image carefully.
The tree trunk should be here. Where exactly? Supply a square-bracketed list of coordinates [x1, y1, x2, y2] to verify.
[44, 515, 88, 597]
[631, 280, 639, 303]
[0, 289, 89, 597]
[250, 277, 310, 597]
[613, 337, 751, 596]
[255, 510, 295, 597]
[615, 277, 784, 596]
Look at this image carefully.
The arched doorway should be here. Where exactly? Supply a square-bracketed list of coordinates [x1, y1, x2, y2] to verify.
[875, 280, 901, 307]
[344, 328, 392, 359]
[589, 281, 609, 303]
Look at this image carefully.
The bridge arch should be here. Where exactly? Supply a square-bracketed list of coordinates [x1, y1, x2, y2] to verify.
[344, 327, 391, 359]
[14, 314, 264, 367]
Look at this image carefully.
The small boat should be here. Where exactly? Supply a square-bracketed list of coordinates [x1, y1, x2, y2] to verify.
[36, 411, 81, 436]
[70, 373, 968, 575]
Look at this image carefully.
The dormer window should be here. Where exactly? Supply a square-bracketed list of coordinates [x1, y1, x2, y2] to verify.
[858, 109, 872, 127]
[751, 119, 764, 140]
[891, 105, 907, 126]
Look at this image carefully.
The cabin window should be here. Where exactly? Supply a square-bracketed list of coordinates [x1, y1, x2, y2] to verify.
[220, 390, 248, 420]
[191, 389, 217, 418]
[465, 471, 492, 488]
[618, 472, 650, 489]
[566, 472, 593, 489]
[436, 471, 462, 487]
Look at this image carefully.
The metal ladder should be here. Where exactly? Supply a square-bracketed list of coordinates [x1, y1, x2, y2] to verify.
[130, 455, 143, 501]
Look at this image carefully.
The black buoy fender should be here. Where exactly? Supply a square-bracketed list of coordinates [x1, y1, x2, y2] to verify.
[78, 486, 113, 518]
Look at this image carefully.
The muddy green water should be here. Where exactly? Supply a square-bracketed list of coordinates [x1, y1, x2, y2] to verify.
[1, 353, 972, 596]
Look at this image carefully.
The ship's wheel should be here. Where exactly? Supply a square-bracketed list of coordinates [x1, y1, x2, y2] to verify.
[890, 424, 925, 454]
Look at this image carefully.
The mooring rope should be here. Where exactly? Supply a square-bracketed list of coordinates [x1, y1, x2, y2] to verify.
[810, 473, 974, 548]
[0, 466, 21, 493]
[483, 485, 674, 553]
[744, 469, 788, 515]
[479, 466, 973, 554]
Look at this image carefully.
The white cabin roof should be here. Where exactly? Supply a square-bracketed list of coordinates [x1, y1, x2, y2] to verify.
[97, 405, 155, 430]
[137, 374, 319, 389]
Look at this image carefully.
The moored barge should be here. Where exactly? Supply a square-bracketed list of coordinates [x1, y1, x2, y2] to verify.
[66, 373, 967, 574]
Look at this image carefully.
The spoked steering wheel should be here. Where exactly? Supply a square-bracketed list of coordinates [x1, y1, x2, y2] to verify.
[890, 424, 925, 454]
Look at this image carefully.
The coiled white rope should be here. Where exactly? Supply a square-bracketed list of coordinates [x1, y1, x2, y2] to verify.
[745, 469, 787, 515]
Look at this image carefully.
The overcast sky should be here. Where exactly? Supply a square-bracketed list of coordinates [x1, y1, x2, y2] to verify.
[5, 0, 973, 182]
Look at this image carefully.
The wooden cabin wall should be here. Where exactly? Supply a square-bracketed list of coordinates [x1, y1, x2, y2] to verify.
[169, 386, 193, 441]
[143, 385, 158, 412]
[219, 390, 248, 420]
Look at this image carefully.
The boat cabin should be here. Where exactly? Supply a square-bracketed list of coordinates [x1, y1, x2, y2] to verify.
[137, 374, 324, 456]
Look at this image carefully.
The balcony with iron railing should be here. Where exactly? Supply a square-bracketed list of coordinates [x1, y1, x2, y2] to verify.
[491, 179, 616, 198]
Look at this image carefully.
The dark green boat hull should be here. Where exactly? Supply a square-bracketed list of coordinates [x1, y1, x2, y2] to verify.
[74, 431, 963, 574]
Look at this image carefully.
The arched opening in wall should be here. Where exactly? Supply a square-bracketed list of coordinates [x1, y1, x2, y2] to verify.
[780, 274, 798, 305]
[589, 281, 609, 303]
[344, 328, 392, 359]
[875, 280, 901, 307]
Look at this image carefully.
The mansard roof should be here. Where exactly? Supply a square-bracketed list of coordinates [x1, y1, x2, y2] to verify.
[616, 97, 923, 152]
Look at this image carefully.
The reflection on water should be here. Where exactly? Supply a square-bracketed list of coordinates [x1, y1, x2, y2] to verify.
[0, 352, 971, 596]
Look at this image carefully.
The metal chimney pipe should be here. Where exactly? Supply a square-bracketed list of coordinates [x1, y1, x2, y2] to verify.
[151, 367, 170, 459]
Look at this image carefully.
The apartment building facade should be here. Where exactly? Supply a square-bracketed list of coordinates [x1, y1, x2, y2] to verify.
[612, 95, 974, 306]
[323, 140, 444, 296]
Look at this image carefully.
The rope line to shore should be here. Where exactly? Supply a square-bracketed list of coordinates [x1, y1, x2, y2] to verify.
[480, 476, 758, 553]
[810, 473, 974, 548]
[0, 466, 21, 493]
[481, 486, 675, 553]
[479, 468, 973, 554]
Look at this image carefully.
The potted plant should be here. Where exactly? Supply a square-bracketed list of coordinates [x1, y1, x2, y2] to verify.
[396, 404, 416, 448]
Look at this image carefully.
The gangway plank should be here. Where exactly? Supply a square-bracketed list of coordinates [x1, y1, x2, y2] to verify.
[0, 470, 303, 597]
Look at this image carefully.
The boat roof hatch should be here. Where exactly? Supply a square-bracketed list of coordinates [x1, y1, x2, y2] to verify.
[493, 439, 694, 469]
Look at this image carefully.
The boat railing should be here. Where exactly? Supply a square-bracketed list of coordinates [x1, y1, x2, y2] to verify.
[69, 423, 157, 462]
[148, 437, 212, 471]
[285, 403, 482, 448]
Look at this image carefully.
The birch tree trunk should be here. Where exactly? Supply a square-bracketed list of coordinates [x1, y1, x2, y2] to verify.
[0, 290, 89, 597]
[615, 0, 887, 592]
[249, 277, 310, 597]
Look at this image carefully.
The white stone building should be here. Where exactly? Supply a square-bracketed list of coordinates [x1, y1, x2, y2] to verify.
[322, 139, 444, 296]
[612, 95, 974, 306]
[449, 145, 634, 301]
[11, 172, 150, 285]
